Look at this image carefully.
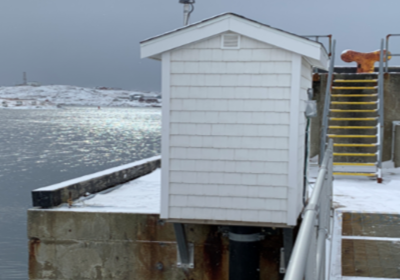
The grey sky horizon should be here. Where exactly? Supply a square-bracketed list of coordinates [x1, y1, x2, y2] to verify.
[1, 0, 399, 92]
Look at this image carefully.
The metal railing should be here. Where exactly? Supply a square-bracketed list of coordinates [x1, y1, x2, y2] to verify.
[319, 40, 336, 165]
[302, 35, 332, 57]
[377, 39, 385, 181]
[284, 139, 333, 280]
[385, 34, 400, 72]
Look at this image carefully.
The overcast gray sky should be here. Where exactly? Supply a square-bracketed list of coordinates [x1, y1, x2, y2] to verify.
[1, 0, 399, 91]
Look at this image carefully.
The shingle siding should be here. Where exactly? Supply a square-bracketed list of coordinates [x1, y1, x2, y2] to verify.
[171, 48, 292, 62]
[171, 74, 291, 87]
[173, 111, 219, 124]
[170, 86, 291, 100]
[170, 159, 288, 174]
[166, 33, 299, 225]
[172, 61, 292, 74]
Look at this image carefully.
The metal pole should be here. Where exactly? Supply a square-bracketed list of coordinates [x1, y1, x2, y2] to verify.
[378, 39, 384, 183]
[182, 3, 194, 26]
[229, 226, 261, 280]
[319, 40, 336, 165]
[283, 228, 294, 268]
[173, 223, 190, 264]
[385, 35, 390, 73]
[284, 140, 333, 280]
[315, 178, 329, 280]
[317, 238, 326, 280]
[183, 4, 190, 25]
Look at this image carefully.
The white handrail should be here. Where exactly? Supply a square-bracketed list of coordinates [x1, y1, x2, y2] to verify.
[284, 139, 333, 280]
[319, 40, 336, 165]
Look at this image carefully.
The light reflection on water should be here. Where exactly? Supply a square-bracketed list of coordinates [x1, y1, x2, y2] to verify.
[0, 107, 161, 279]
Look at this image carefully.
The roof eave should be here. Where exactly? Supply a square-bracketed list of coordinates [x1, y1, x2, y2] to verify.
[140, 13, 329, 68]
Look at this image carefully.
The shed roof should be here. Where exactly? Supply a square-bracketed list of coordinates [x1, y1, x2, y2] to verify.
[140, 13, 329, 69]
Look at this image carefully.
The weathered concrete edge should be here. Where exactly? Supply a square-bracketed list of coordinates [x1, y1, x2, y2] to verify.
[395, 124, 400, 167]
[27, 210, 283, 280]
[31, 156, 161, 208]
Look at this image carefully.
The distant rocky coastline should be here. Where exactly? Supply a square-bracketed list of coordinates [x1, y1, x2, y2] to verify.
[0, 85, 161, 109]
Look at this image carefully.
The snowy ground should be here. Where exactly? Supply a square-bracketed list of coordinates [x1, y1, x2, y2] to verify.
[42, 155, 400, 220]
[333, 162, 400, 214]
[309, 161, 400, 280]
[308, 158, 400, 214]
[46, 156, 400, 216]
[0, 85, 161, 109]
[50, 168, 161, 214]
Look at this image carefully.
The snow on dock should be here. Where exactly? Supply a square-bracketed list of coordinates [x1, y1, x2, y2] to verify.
[45, 168, 161, 214]
[311, 161, 400, 279]
[43, 158, 400, 217]
[32, 155, 400, 278]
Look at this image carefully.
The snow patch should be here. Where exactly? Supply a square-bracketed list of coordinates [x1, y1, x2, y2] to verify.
[332, 161, 400, 214]
[34, 155, 161, 192]
[40, 168, 161, 214]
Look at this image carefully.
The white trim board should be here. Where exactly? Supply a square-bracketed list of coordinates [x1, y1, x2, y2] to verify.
[330, 210, 343, 280]
[160, 52, 171, 219]
[343, 278, 400, 280]
[287, 53, 302, 226]
[342, 236, 400, 241]
[141, 14, 328, 70]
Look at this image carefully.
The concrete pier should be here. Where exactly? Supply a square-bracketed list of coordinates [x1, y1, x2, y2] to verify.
[28, 210, 285, 279]
[27, 162, 285, 280]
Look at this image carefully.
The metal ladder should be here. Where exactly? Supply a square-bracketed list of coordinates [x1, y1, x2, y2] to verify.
[320, 40, 385, 182]
[328, 76, 380, 178]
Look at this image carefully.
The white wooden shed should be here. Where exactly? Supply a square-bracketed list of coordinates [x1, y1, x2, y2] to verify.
[141, 13, 328, 227]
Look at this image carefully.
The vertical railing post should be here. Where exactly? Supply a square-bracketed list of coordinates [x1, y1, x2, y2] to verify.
[315, 139, 333, 280]
[378, 39, 385, 182]
[385, 35, 390, 73]
[319, 40, 336, 165]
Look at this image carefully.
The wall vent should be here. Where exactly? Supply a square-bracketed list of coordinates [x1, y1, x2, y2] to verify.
[221, 34, 240, 49]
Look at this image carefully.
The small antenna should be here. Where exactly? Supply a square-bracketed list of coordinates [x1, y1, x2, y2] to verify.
[23, 72, 27, 85]
[179, 0, 195, 26]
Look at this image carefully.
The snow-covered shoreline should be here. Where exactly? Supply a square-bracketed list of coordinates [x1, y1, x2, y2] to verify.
[0, 85, 161, 109]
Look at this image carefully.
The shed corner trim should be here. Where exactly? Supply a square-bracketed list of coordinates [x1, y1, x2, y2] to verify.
[160, 52, 171, 219]
[287, 52, 302, 226]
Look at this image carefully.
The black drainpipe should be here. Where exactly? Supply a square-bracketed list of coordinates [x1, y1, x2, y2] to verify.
[228, 226, 261, 280]
[303, 117, 311, 205]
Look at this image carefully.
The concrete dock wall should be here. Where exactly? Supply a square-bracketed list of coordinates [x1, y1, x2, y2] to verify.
[311, 72, 400, 161]
[28, 210, 283, 280]
[32, 156, 161, 208]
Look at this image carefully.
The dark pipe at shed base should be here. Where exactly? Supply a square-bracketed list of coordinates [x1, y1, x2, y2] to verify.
[229, 226, 261, 280]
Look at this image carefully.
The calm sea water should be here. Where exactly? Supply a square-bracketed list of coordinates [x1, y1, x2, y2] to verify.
[0, 107, 161, 279]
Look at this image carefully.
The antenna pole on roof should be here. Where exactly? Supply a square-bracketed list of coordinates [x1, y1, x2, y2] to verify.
[179, 0, 195, 26]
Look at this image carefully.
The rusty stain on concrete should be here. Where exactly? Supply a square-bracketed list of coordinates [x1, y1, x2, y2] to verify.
[29, 237, 41, 278]
[203, 227, 225, 279]
[260, 233, 282, 280]
[28, 210, 286, 279]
